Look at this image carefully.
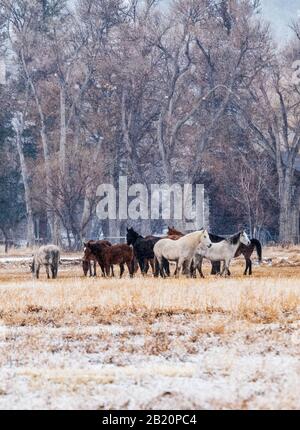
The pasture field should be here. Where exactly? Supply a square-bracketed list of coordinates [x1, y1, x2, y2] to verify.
[0, 246, 300, 410]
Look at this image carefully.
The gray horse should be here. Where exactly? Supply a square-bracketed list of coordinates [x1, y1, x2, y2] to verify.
[31, 244, 60, 279]
[194, 231, 251, 277]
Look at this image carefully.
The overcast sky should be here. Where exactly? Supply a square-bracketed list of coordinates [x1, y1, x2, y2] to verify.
[159, 0, 299, 44]
[260, 0, 300, 42]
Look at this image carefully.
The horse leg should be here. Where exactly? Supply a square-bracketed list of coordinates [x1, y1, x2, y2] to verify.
[132, 257, 138, 274]
[174, 261, 178, 277]
[190, 260, 196, 278]
[162, 258, 170, 276]
[93, 261, 97, 277]
[199, 259, 205, 278]
[138, 257, 145, 275]
[144, 259, 150, 274]
[154, 257, 160, 278]
[46, 265, 50, 279]
[89, 261, 92, 277]
[245, 258, 252, 276]
[119, 263, 125, 278]
[157, 257, 165, 278]
[36, 264, 40, 279]
[51, 264, 55, 279]
[220, 261, 226, 276]
[149, 259, 155, 275]
[126, 260, 134, 278]
[104, 261, 110, 277]
[184, 259, 192, 278]
[100, 263, 106, 277]
[211, 261, 221, 275]
[249, 259, 252, 275]
[176, 258, 185, 278]
[243, 259, 248, 276]
[194, 256, 204, 278]
[224, 259, 231, 277]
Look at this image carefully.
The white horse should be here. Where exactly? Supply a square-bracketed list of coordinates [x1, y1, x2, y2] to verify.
[154, 230, 212, 278]
[194, 231, 251, 277]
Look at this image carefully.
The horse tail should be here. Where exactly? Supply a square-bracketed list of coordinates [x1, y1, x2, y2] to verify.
[251, 239, 262, 262]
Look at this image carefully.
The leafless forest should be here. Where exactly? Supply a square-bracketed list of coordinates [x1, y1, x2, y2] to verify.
[0, 0, 299, 248]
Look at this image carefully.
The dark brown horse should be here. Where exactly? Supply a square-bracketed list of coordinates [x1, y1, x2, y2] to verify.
[82, 240, 112, 277]
[85, 241, 134, 278]
[167, 227, 262, 276]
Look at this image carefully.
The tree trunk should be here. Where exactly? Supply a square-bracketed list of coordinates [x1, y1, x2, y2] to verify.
[53, 213, 61, 247]
[278, 173, 294, 244]
[59, 84, 67, 175]
[13, 114, 35, 247]
[21, 50, 54, 241]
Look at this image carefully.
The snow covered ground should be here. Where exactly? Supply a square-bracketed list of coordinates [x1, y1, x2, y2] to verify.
[1, 316, 300, 409]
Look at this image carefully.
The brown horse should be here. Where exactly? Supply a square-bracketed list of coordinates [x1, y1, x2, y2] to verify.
[167, 227, 184, 237]
[85, 241, 134, 278]
[82, 240, 112, 277]
[167, 227, 262, 276]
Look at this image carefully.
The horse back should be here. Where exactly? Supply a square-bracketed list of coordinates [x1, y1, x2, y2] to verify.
[134, 235, 162, 259]
[35, 244, 60, 266]
[105, 244, 133, 264]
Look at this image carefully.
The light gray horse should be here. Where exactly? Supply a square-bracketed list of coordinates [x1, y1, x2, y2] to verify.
[154, 230, 212, 278]
[194, 231, 251, 277]
[31, 244, 60, 279]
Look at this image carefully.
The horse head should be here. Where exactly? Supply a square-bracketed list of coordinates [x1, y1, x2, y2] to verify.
[199, 230, 212, 248]
[240, 230, 251, 246]
[83, 244, 93, 260]
[201, 229, 212, 248]
[126, 227, 139, 245]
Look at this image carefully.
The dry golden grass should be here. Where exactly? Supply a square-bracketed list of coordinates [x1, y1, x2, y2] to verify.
[1, 266, 299, 327]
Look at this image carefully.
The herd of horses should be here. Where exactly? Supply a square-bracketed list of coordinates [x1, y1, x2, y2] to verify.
[80, 227, 262, 280]
[30, 227, 262, 279]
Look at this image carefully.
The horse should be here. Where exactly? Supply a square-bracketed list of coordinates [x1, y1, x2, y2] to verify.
[168, 227, 262, 276]
[126, 227, 170, 276]
[154, 230, 212, 278]
[82, 240, 112, 277]
[211, 238, 262, 276]
[85, 241, 134, 278]
[167, 226, 220, 275]
[167, 226, 184, 237]
[30, 244, 60, 279]
[194, 231, 251, 277]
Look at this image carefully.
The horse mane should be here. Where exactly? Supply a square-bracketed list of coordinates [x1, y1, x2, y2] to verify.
[127, 227, 143, 239]
[228, 231, 242, 244]
[209, 233, 225, 242]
